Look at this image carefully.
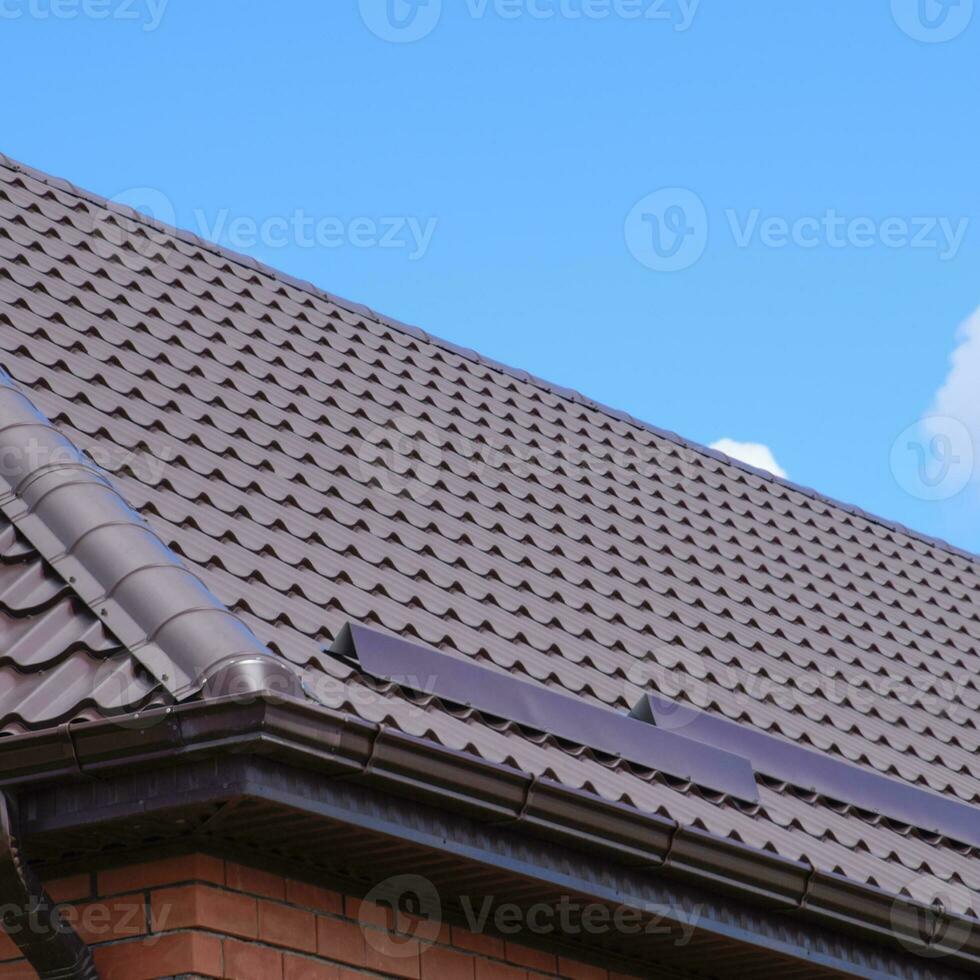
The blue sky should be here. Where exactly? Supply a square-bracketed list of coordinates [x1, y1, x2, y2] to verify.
[2, 0, 979, 553]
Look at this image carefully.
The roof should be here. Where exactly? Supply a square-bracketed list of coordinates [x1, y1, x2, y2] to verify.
[0, 511, 157, 732]
[1, 150, 978, 931]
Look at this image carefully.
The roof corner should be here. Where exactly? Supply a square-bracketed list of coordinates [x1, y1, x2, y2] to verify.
[0, 368, 298, 700]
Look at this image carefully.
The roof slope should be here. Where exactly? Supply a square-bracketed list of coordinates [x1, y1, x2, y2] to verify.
[0, 152, 979, 916]
[0, 511, 158, 733]
[0, 362, 294, 722]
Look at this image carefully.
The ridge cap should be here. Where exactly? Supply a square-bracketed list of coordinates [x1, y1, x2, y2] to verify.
[0, 366, 297, 699]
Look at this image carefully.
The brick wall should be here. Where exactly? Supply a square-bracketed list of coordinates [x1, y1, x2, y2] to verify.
[0, 854, 642, 980]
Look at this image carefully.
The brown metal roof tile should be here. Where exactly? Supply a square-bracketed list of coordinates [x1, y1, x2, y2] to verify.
[0, 512, 160, 733]
[1, 152, 978, 910]
[0, 368, 295, 702]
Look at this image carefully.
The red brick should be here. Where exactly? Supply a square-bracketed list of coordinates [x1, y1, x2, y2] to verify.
[316, 916, 365, 968]
[347, 897, 446, 945]
[99, 854, 224, 896]
[283, 953, 342, 980]
[94, 931, 223, 979]
[451, 926, 505, 959]
[345, 896, 395, 931]
[285, 881, 343, 915]
[421, 944, 475, 979]
[363, 930, 421, 979]
[152, 884, 257, 940]
[226, 862, 286, 901]
[506, 943, 556, 973]
[0, 962, 34, 979]
[475, 961, 526, 980]
[401, 913, 451, 945]
[66, 896, 146, 944]
[0, 931, 21, 961]
[557, 959, 607, 980]
[223, 938, 283, 980]
[259, 900, 316, 953]
[45, 874, 91, 903]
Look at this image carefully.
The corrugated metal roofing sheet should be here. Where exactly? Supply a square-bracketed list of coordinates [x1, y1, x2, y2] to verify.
[0, 151, 978, 918]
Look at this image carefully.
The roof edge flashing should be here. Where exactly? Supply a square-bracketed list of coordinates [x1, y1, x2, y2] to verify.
[0, 370, 285, 697]
[4, 699, 978, 973]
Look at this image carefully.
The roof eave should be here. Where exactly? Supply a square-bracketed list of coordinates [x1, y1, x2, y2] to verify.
[0, 693, 974, 975]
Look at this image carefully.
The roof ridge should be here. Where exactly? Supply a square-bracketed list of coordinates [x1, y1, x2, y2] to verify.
[2, 150, 976, 570]
[0, 367, 297, 700]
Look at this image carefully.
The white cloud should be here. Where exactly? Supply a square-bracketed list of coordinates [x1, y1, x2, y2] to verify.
[710, 438, 787, 479]
[929, 307, 980, 460]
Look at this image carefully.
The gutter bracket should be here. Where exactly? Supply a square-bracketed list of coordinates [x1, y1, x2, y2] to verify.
[515, 774, 540, 823]
[60, 723, 97, 783]
[926, 898, 948, 947]
[0, 793, 98, 979]
[652, 819, 684, 871]
[362, 723, 387, 777]
[633, 819, 683, 872]
[795, 858, 817, 913]
[490, 773, 541, 828]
